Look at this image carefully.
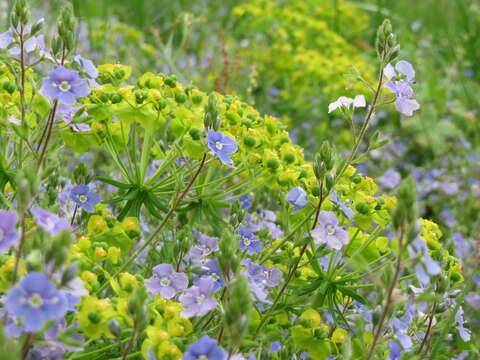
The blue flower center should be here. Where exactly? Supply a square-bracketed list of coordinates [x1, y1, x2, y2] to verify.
[77, 194, 88, 203]
[59, 81, 71, 92]
[215, 141, 223, 150]
[160, 277, 170, 287]
[197, 295, 205, 304]
[198, 356, 209, 360]
[28, 293, 43, 308]
[0, 229, 4, 240]
[243, 237, 251, 246]
[326, 225, 335, 235]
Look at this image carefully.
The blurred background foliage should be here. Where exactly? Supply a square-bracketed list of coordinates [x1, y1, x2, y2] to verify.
[1, 0, 479, 350]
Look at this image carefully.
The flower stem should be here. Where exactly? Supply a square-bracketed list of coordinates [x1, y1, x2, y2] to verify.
[365, 224, 405, 360]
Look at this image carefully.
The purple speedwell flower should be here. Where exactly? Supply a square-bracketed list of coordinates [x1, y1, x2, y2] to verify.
[69, 184, 100, 213]
[238, 226, 262, 255]
[207, 130, 238, 166]
[190, 230, 219, 264]
[72, 55, 99, 88]
[328, 95, 366, 113]
[383, 61, 420, 116]
[5, 272, 68, 332]
[311, 211, 349, 250]
[287, 186, 308, 213]
[0, 210, 19, 252]
[40, 66, 91, 105]
[146, 264, 188, 299]
[31, 208, 70, 235]
[455, 307, 471, 342]
[179, 276, 217, 318]
[330, 192, 354, 220]
[241, 259, 281, 303]
[379, 169, 401, 189]
[183, 335, 226, 360]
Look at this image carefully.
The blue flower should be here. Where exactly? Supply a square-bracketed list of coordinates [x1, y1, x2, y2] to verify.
[383, 61, 420, 116]
[5, 272, 68, 332]
[207, 130, 238, 166]
[311, 211, 349, 250]
[40, 66, 91, 105]
[455, 307, 471, 342]
[238, 195, 252, 209]
[330, 192, 354, 220]
[31, 208, 70, 235]
[287, 186, 308, 213]
[183, 335, 226, 360]
[73, 55, 100, 88]
[0, 210, 19, 253]
[238, 226, 262, 255]
[69, 184, 100, 213]
[145, 264, 188, 299]
[269, 341, 281, 353]
[379, 169, 401, 189]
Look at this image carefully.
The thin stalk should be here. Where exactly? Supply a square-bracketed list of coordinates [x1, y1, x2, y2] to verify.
[365, 224, 405, 360]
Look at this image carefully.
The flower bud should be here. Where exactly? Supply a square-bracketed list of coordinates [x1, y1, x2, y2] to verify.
[224, 274, 251, 348]
[392, 176, 417, 230]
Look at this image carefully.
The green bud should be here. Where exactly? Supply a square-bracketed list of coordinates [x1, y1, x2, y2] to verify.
[113, 68, 126, 80]
[393, 176, 417, 230]
[355, 201, 370, 215]
[3, 81, 16, 94]
[325, 173, 334, 191]
[311, 186, 320, 197]
[319, 141, 333, 170]
[155, 305, 165, 315]
[30, 18, 44, 36]
[266, 158, 280, 170]
[135, 90, 148, 104]
[352, 175, 362, 184]
[110, 93, 122, 104]
[88, 311, 102, 324]
[224, 274, 251, 348]
[203, 93, 218, 130]
[189, 128, 202, 141]
[243, 136, 256, 147]
[313, 153, 326, 180]
[450, 271, 462, 282]
[175, 92, 187, 103]
[164, 76, 176, 88]
[99, 92, 111, 103]
[283, 152, 295, 164]
[191, 93, 203, 104]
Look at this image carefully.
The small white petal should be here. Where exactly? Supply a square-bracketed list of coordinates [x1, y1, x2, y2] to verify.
[353, 95, 366, 108]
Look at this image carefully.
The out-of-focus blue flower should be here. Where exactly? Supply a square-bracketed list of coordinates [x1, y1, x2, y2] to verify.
[379, 169, 401, 189]
[269, 341, 281, 354]
[328, 95, 366, 113]
[311, 211, 349, 250]
[468, 178, 480, 197]
[440, 208, 456, 228]
[388, 340, 401, 360]
[69, 184, 100, 213]
[183, 335, 226, 360]
[207, 130, 238, 166]
[5, 272, 67, 332]
[31, 208, 70, 235]
[40, 66, 91, 105]
[330, 192, 354, 220]
[440, 181, 459, 195]
[238, 195, 252, 209]
[409, 237, 441, 286]
[0, 29, 14, 49]
[238, 226, 262, 255]
[455, 307, 471, 342]
[0, 210, 19, 252]
[180, 276, 217, 318]
[287, 186, 308, 213]
[383, 61, 420, 116]
[146, 264, 188, 299]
